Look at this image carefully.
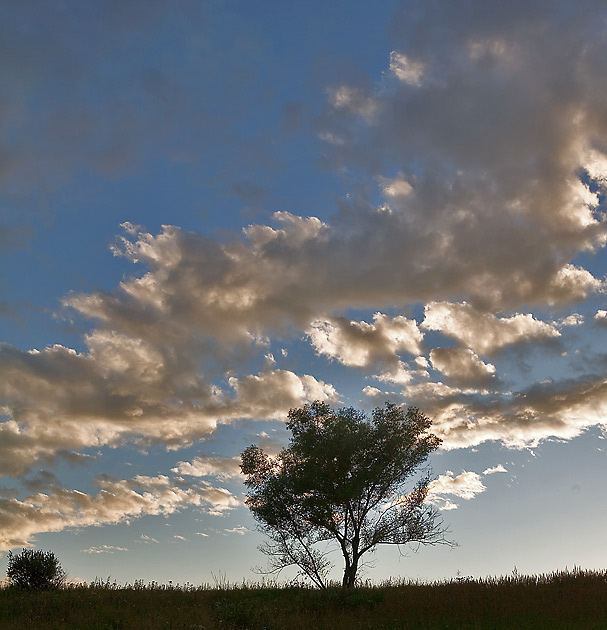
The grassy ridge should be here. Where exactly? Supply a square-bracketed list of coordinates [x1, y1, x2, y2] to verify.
[1, 568, 606, 629]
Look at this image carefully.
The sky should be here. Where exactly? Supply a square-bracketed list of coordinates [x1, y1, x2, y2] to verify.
[2, 0, 607, 586]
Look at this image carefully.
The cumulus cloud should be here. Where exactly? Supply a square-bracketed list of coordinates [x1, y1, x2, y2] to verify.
[405, 375, 607, 451]
[423, 302, 560, 354]
[379, 174, 414, 199]
[595, 310, 607, 325]
[308, 313, 423, 367]
[0, 473, 239, 550]
[375, 360, 425, 387]
[227, 369, 338, 418]
[428, 471, 486, 510]
[67, 180, 602, 361]
[429, 348, 496, 387]
[430, 471, 486, 500]
[322, 0, 607, 310]
[557, 314, 584, 327]
[172, 456, 242, 480]
[362, 385, 383, 398]
[0, 336, 336, 475]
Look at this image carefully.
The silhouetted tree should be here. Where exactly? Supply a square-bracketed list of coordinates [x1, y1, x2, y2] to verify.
[6, 549, 66, 589]
[241, 401, 451, 588]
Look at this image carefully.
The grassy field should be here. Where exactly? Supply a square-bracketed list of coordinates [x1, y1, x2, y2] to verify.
[1, 568, 606, 629]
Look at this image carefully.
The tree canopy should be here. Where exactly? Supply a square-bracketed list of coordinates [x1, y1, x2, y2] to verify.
[241, 401, 451, 588]
[6, 549, 66, 590]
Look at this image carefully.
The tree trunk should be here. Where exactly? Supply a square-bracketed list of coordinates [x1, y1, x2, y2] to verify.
[342, 557, 359, 588]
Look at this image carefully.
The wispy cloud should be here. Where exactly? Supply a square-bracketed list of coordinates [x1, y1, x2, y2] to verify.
[223, 527, 248, 536]
[83, 545, 128, 554]
[0, 473, 239, 550]
[172, 456, 242, 480]
[483, 465, 508, 476]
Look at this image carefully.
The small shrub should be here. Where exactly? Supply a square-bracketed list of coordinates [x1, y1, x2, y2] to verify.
[6, 548, 66, 590]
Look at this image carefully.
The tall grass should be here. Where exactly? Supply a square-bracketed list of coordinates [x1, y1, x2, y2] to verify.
[1, 567, 605, 629]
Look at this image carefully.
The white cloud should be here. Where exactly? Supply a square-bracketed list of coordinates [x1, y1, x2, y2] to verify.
[483, 464, 507, 475]
[557, 314, 584, 327]
[227, 369, 338, 419]
[433, 498, 459, 511]
[0, 334, 336, 475]
[595, 310, 607, 325]
[379, 174, 413, 198]
[308, 313, 423, 367]
[415, 356, 430, 369]
[430, 471, 486, 500]
[375, 360, 421, 387]
[389, 51, 425, 86]
[224, 527, 248, 536]
[423, 302, 560, 354]
[172, 456, 242, 480]
[407, 376, 607, 451]
[83, 545, 128, 554]
[0, 473, 239, 551]
[400, 379, 461, 400]
[244, 211, 329, 250]
[428, 471, 486, 510]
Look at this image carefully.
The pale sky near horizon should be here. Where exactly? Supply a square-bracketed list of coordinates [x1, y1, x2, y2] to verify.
[2, 0, 607, 586]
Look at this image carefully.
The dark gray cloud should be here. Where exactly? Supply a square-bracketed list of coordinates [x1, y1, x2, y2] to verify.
[320, 0, 607, 309]
[429, 347, 496, 387]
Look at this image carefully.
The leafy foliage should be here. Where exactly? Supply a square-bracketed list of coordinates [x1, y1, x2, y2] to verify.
[6, 548, 66, 590]
[241, 402, 451, 588]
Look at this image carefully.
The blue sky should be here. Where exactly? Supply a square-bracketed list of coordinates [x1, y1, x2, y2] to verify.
[2, 0, 607, 586]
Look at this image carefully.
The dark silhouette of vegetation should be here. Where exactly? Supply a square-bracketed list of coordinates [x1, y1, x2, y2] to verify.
[241, 401, 452, 588]
[6, 549, 66, 590]
[1, 569, 606, 629]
